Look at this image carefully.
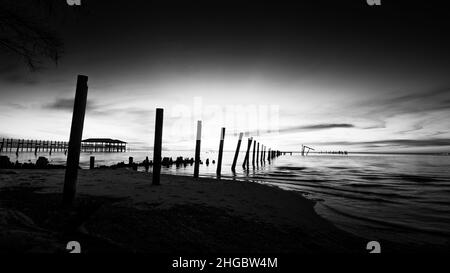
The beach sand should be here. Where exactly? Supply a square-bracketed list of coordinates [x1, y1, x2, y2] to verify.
[0, 168, 365, 253]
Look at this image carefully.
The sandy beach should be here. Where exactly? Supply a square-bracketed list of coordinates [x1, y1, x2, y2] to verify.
[0, 168, 366, 253]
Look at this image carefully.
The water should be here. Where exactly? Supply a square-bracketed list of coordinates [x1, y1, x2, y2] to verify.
[3, 150, 450, 247]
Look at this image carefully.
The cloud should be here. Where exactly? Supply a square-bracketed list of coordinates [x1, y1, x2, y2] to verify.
[290, 123, 354, 130]
[43, 97, 101, 113]
[314, 138, 450, 147]
[43, 98, 76, 111]
[360, 86, 450, 118]
[275, 123, 355, 134]
[42, 98, 156, 122]
[241, 123, 355, 136]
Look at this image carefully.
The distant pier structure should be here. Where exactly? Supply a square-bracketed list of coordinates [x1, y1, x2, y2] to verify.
[81, 138, 127, 152]
[0, 138, 127, 154]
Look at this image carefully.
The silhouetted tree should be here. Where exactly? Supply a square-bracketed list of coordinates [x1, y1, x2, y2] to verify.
[0, 0, 67, 70]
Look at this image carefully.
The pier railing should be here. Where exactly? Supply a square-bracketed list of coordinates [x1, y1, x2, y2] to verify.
[0, 138, 127, 154]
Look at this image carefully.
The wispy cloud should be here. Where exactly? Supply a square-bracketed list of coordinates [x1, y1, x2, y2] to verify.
[43, 98, 77, 111]
[287, 123, 355, 131]
[241, 123, 355, 137]
[314, 138, 450, 147]
[360, 86, 450, 118]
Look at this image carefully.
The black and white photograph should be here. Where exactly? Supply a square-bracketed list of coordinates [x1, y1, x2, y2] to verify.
[0, 0, 449, 269]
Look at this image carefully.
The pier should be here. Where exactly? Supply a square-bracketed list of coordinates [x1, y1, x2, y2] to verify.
[0, 138, 68, 154]
[0, 137, 127, 153]
[81, 138, 127, 152]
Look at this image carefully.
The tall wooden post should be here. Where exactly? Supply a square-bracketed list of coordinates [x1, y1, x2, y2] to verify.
[0, 138, 4, 153]
[231, 132, 243, 172]
[242, 137, 252, 169]
[252, 139, 256, 166]
[63, 75, 89, 207]
[216, 127, 225, 178]
[262, 146, 266, 163]
[256, 142, 259, 164]
[268, 148, 271, 162]
[152, 108, 164, 185]
[194, 120, 202, 178]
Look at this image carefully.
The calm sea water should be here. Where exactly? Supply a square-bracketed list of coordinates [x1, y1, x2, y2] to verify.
[3, 150, 450, 247]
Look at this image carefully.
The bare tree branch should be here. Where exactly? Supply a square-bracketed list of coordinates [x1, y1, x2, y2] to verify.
[0, 0, 65, 70]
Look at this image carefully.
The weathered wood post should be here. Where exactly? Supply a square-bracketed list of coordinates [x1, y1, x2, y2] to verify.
[90, 156, 95, 169]
[263, 146, 266, 163]
[268, 148, 271, 163]
[252, 139, 256, 166]
[194, 120, 202, 178]
[63, 75, 89, 207]
[216, 127, 225, 178]
[242, 137, 252, 169]
[0, 138, 4, 153]
[231, 132, 243, 172]
[129, 156, 133, 165]
[256, 142, 260, 164]
[152, 108, 164, 185]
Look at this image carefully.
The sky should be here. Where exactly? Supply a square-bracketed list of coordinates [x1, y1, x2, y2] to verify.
[1, 0, 450, 153]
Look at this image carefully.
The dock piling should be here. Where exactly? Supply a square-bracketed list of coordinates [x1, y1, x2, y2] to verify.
[216, 127, 225, 178]
[231, 132, 243, 172]
[194, 120, 202, 178]
[256, 142, 259, 165]
[252, 139, 256, 167]
[63, 75, 89, 207]
[242, 137, 252, 169]
[152, 108, 164, 185]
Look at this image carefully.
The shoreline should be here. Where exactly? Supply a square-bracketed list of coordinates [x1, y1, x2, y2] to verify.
[0, 168, 367, 253]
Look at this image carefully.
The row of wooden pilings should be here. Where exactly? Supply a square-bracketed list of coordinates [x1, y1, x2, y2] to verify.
[62, 75, 283, 206]
[191, 121, 282, 179]
[0, 139, 68, 155]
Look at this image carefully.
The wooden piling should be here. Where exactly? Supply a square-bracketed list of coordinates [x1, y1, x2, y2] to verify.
[242, 137, 252, 169]
[263, 146, 266, 162]
[63, 75, 89, 207]
[252, 139, 256, 166]
[90, 156, 95, 169]
[216, 127, 225, 178]
[129, 156, 133, 165]
[256, 142, 259, 164]
[231, 132, 243, 172]
[194, 120, 202, 178]
[0, 138, 4, 153]
[152, 108, 164, 185]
